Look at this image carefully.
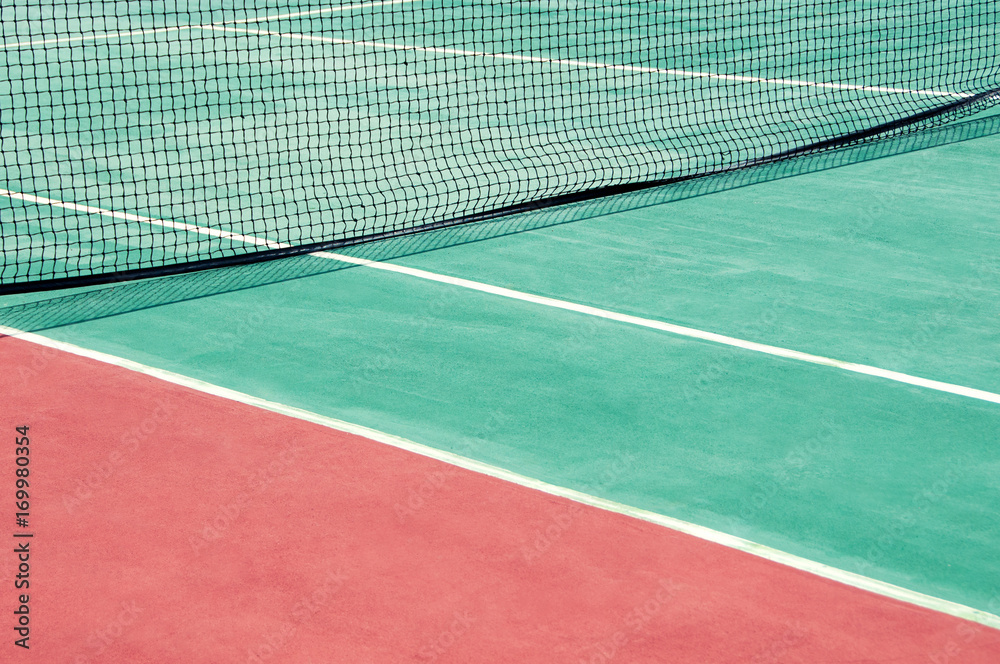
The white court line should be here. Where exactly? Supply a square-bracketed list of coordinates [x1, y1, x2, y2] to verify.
[222, 0, 423, 25]
[0, 26, 190, 50]
[0, 10, 969, 99]
[0, 323, 997, 629]
[0, 189, 283, 249]
[4, 186, 1000, 407]
[315, 251, 1000, 406]
[202, 24, 971, 99]
[0, 1, 413, 50]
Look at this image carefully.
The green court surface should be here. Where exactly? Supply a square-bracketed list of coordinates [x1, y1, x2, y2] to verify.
[3, 0, 996, 283]
[3, 3, 1000, 658]
[4, 114, 999, 621]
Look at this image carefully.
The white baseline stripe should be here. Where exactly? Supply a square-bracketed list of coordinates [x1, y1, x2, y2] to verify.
[3, 187, 1000, 407]
[0, 323, 997, 629]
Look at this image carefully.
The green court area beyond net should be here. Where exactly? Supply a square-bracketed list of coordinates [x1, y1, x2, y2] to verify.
[1, 0, 998, 292]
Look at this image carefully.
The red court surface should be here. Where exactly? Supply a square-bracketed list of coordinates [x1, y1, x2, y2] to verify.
[3, 332, 1000, 663]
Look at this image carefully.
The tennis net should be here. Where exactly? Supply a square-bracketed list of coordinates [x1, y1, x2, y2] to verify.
[2, 1, 998, 293]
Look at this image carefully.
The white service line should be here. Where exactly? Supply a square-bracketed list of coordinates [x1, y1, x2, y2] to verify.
[222, 0, 423, 25]
[318, 251, 1000, 405]
[4, 186, 1000, 407]
[0, 323, 997, 629]
[0, 189, 285, 249]
[202, 24, 971, 99]
[0, 26, 191, 50]
[0, 1, 415, 49]
[0, 9, 968, 100]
